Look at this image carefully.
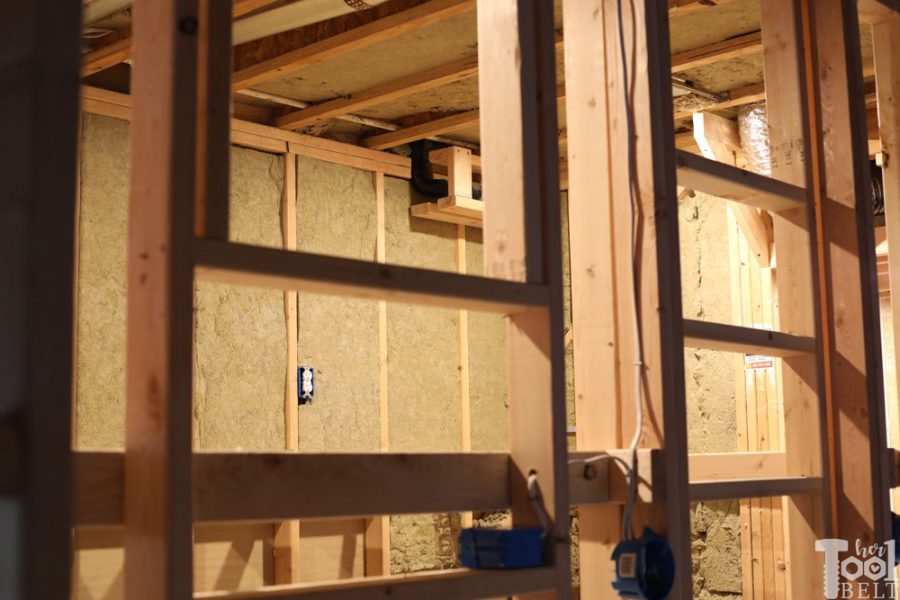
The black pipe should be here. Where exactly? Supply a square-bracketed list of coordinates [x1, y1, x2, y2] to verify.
[409, 141, 482, 201]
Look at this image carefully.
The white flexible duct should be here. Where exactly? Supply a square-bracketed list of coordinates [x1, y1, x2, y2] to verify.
[82, 0, 132, 25]
[233, 0, 390, 45]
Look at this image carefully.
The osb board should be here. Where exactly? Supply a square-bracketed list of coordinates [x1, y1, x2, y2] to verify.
[297, 520, 366, 582]
[669, 0, 761, 54]
[464, 228, 509, 452]
[75, 114, 283, 597]
[295, 155, 381, 452]
[255, 11, 477, 104]
[194, 146, 286, 452]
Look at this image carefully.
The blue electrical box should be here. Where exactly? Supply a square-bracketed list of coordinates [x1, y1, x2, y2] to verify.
[459, 528, 545, 569]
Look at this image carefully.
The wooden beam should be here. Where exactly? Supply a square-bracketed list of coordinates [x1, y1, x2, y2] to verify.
[564, 0, 691, 597]
[477, 0, 571, 594]
[361, 110, 479, 150]
[690, 477, 823, 501]
[859, 0, 900, 24]
[194, 567, 557, 600]
[683, 320, 816, 356]
[193, 239, 550, 314]
[125, 0, 203, 597]
[274, 153, 300, 584]
[78, 85, 414, 177]
[364, 171, 391, 578]
[692, 111, 773, 266]
[671, 30, 763, 73]
[3, 0, 81, 597]
[232, 0, 475, 90]
[760, 1, 828, 597]
[274, 56, 479, 130]
[673, 82, 765, 121]
[675, 150, 808, 212]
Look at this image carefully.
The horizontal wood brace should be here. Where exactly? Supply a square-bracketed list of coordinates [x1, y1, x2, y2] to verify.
[676, 149, 807, 212]
[70, 450, 805, 527]
[683, 320, 817, 357]
[689, 477, 823, 501]
[193, 239, 549, 314]
[193, 567, 557, 599]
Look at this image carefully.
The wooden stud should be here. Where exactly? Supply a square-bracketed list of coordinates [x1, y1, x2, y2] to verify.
[274, 153, 300, 584]
[564, 0, 691, 596]
[760, 1, 829, 596]
[2, 0, 81, 597]
[195, 0, 233, 239]
[125, 0, 202, 597]
[193, 239, 550, 314]
[875, 1, 900, 550]
[478, 0, 571, 594]
[675, 150, 808, 212]
[364, 171, 391, 578]
[682, 320, 816, 356]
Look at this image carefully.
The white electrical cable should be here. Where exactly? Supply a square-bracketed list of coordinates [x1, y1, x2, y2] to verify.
[618, 0, 644, 544]
[564, 0, 643, 545]
[526, 472, 552, 538]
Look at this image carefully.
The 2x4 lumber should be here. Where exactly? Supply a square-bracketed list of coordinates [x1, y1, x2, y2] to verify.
[673, 82, 765, 121]
[761, 1, 827, 597]
[73, 451, 509, 526]
[692, 111, 773, 266]
[478, 0, 571, 594]
[876, 0, 900, 526]
[66, 449, 804, 527]
[675, 149, 807, 212]
[232, 0, 475, 90]
[564, 0, 692, 596]
[410, 196, 483, 227]
[193, 239, 550, 314]
[275, 56, 479, 130]
[563, 0, 628, 594]
[274, 153, 300, 584]
[194, 567, 557, 600]
[195, 0, 233, 240]
[5, 0, 81, 597]
[859, 0, 900, 24]
[125, 0, 203, 597]
[365, 171, 391, 577]
[361, 110, 479, 150]
[683, 320, 815, 357]
[671, 30, 763, 73]
[689, 477, 823, 502]
[77, 85, 413, 177]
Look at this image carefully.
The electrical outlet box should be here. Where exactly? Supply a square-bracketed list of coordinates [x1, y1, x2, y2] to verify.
[298, 367, 314, 404]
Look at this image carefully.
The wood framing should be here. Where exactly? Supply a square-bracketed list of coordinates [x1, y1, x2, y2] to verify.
[760, 0, 828, 596]
[274, 152, 300, 584]
[2, 0, 81, 598]
[563, 0, 691, 597]
[478, 0, 571, 594]
[805, 0, 892, 555]
[124, 0, 204, 597]
[275, 56, 479, 130]
[232, 0, 475, 90]
[671, 30, 763, 73]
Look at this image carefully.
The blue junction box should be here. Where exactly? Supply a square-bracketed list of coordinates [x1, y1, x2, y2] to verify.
[459, 528, 545, 569]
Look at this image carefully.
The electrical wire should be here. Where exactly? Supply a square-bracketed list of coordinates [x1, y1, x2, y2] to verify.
[564, 0, 644, 545]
